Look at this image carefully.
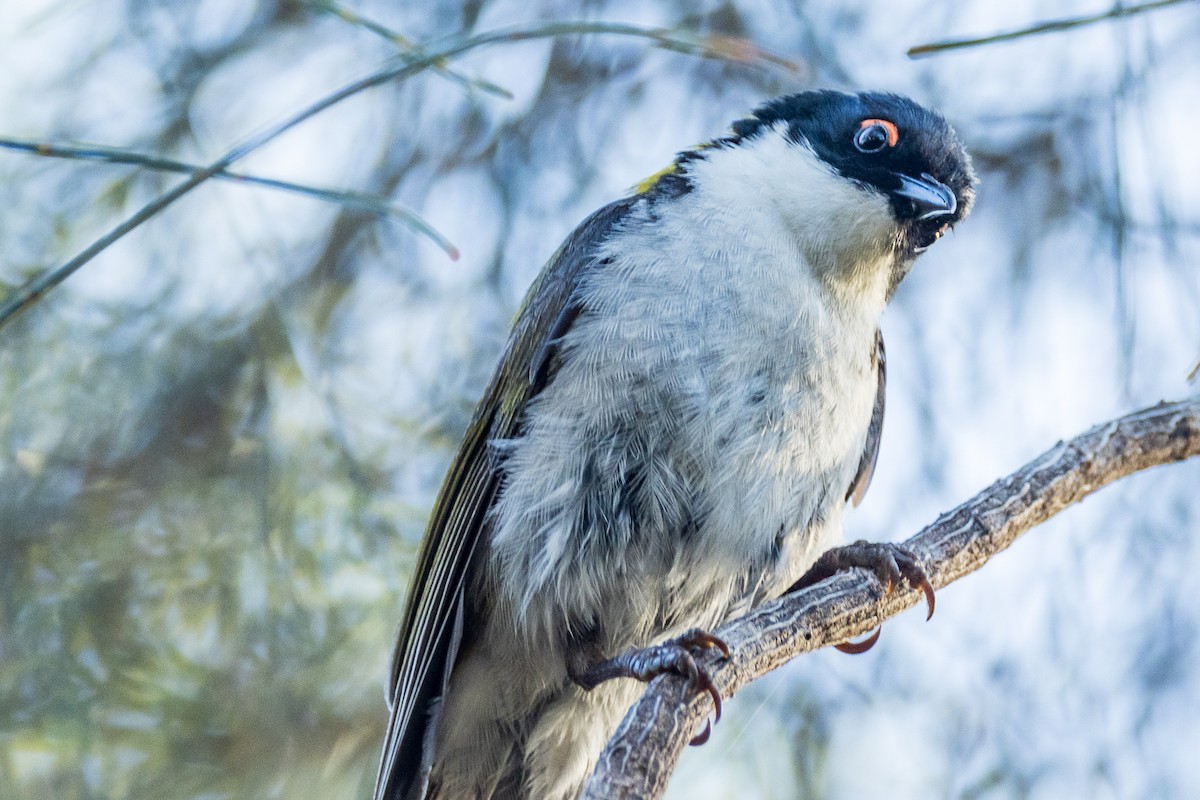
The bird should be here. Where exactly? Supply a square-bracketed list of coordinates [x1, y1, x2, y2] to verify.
[374, 89, 976, 800]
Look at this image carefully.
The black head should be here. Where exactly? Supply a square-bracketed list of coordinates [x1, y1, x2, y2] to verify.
[732, 90, 977, 258]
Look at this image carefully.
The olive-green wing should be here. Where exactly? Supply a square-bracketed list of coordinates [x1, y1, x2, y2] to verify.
[373, 197, 639, 800]
[847, 331, 885, 507]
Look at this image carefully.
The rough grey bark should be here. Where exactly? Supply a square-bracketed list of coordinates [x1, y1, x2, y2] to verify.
[582, 396, 1200, 799]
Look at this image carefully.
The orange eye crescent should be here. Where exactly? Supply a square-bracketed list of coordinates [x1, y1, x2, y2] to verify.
[860, 118, 899, 147]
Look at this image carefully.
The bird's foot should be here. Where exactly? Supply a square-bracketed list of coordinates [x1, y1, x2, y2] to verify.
[573, 628, 730, 745]
[787, 539, 935, 652]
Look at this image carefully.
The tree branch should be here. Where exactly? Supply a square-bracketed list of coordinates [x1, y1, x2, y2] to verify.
[907, 0, 1191, 58]
[583, 396, 1200, 799]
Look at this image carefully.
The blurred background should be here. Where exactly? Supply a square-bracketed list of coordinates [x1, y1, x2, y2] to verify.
[2, 1, 1199, 798]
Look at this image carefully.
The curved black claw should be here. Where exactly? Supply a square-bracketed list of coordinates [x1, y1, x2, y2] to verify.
[789, 540, 936, 621]
[573, 628, 730, 745]
[834, 626, 881, 654]
[642, 628, 728, 725]
[677, 628, 732, 659]
[689, 718, 712, 746]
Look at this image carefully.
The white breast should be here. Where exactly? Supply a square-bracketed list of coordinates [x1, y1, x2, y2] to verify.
[488, 129, 897, 649]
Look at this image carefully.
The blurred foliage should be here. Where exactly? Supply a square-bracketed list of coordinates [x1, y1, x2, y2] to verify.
[1, 1, 1199, 799]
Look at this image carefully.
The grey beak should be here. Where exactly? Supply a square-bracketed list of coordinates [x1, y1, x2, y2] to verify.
[893, 172, 957, 220]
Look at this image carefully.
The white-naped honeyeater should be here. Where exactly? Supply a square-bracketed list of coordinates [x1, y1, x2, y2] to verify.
[374, 89, 976, 800]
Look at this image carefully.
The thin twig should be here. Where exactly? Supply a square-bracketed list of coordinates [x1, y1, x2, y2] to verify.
[308, 0, 513, 98]
[0, 138, 459, 259]
[584, 396, 1200, 798]
[908, 0, 1193, 57]
[0, 21, 798, 331]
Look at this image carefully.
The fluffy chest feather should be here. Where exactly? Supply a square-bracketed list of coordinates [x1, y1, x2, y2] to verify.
[487, 182, 889, 647]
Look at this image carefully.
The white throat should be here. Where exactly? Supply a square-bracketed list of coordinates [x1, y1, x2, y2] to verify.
[681, 127, 899, 314]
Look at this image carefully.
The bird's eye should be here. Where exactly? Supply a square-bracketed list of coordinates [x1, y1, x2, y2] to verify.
[854, 118, 899, 153]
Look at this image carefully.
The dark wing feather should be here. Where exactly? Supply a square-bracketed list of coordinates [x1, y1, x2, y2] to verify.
[373, 197, 639, 800]
[847, 331, 885, 507]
